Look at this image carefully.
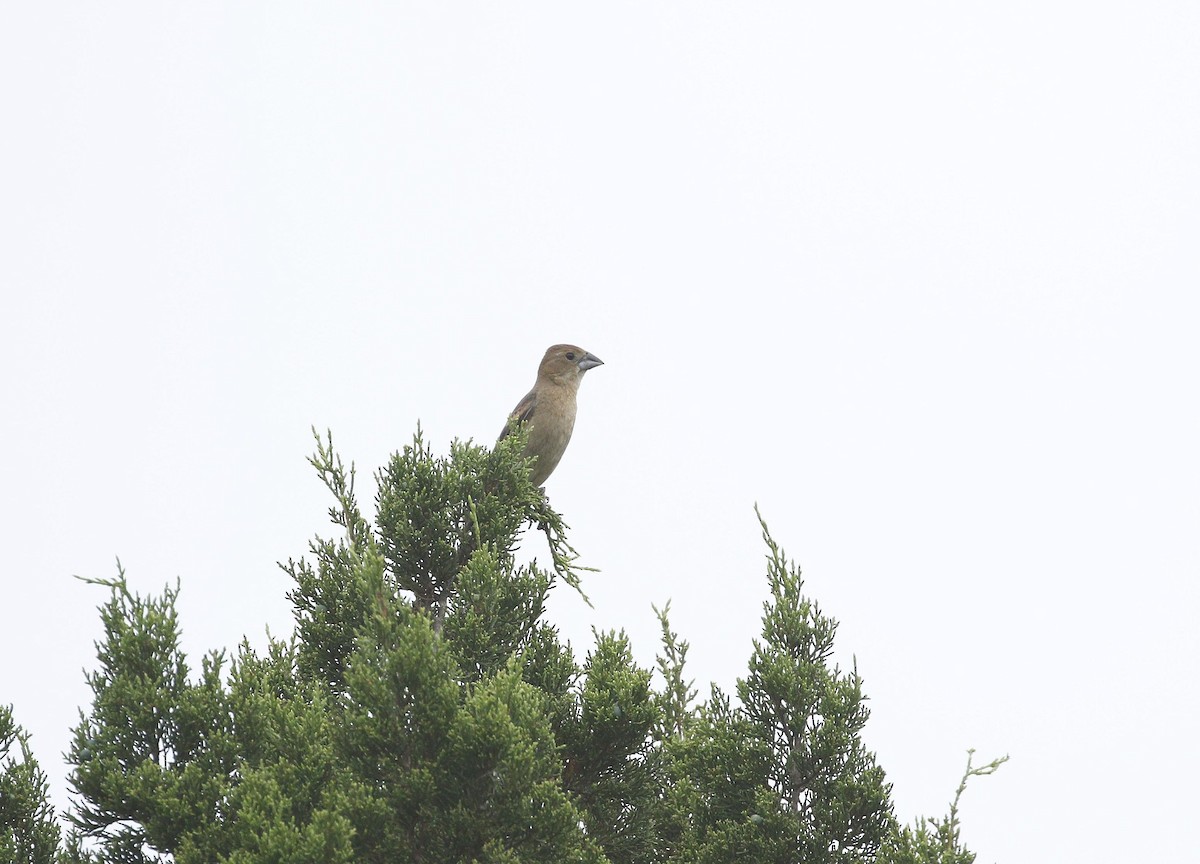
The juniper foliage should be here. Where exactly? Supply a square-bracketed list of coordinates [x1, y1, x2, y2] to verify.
[54, 427, 1000, 863]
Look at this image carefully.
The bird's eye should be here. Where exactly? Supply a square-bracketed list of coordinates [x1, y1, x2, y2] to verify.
[565, 352, 576, 361]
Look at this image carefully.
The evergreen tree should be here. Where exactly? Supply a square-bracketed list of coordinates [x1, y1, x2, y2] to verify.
[880, 750, 1009, 864]
[53, 426, 1001, 863]
[650, 513, 893, 864]
[0, 705, 61, 864]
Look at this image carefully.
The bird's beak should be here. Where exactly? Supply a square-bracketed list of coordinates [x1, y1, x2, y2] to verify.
[578, 352, 604, 372]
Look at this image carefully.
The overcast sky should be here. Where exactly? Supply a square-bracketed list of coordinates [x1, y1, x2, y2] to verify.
[2, 4, 1197, 862]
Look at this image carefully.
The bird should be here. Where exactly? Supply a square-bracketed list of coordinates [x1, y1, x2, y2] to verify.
[498, 344, 604, 487]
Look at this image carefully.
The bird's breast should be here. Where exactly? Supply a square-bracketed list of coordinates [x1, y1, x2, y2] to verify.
[523, 395, 577, 485]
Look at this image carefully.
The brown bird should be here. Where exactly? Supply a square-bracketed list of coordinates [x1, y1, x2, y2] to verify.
[498, 344, 604, 487]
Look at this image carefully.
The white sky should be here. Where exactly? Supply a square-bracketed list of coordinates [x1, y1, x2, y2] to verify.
[2, 4, 1197, 862]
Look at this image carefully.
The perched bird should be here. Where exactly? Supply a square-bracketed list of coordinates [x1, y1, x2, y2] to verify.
[498, 344, 604, 487]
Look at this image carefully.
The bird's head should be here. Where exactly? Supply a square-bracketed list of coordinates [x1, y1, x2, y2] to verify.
[538, 343, 604, 386]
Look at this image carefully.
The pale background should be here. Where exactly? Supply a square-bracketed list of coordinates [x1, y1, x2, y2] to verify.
[3, 4, 1198, 862]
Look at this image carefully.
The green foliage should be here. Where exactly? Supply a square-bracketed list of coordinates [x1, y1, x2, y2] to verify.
[0, 705, 61, 864]
[55, 426, 1002, 863]
[880, 750, 1008, 864]
[646, 512, 894, 864]
[651, 602, 697, 743]
[559, 631, 657, 864]
[65, 567, 234, 862]
[735, 508, 894, 862]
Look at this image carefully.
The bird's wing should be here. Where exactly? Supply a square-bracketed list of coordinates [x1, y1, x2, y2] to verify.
[498, 387, 538, 441]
